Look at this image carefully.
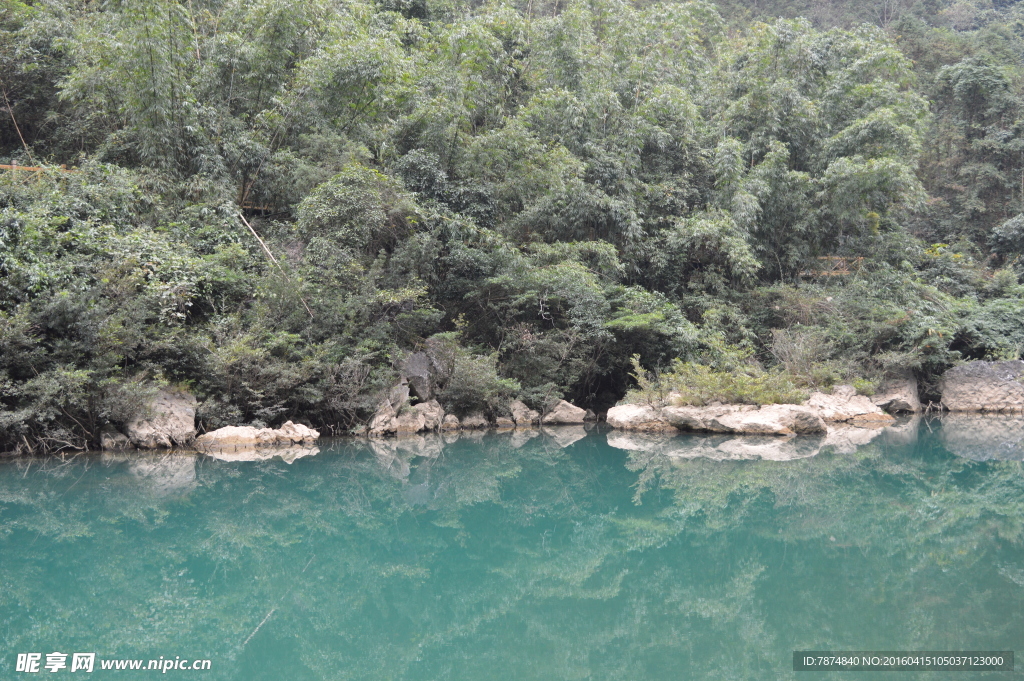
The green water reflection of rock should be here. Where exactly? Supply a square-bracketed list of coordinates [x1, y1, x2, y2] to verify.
[2, 418, 1024, 680]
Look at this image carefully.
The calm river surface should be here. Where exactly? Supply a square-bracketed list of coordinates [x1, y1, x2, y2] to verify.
[3, 417, 1024, 679]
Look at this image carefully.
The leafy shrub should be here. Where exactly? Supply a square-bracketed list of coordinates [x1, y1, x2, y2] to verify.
[624, 355, 807, 406]
[992, 215, 1024, 257]
[430, 333, 521, 417]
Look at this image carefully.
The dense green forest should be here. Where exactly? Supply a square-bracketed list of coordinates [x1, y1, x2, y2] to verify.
[2, 0, 1024, 452]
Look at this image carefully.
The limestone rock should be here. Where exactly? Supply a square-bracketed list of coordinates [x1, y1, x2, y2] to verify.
[707, 404, 826, 435]
[461, 413, 488, 429]
[510, 400, 540, 426]
[606, 404, 678, 432]
[402, 352, 434, 400]
[804, 385, 895, 424]
[393, 408, 427, 434]
[872, 377, 922, 413]
[275, 421, 319, 443]
[100, 426, 131, 451]
[413, 400, 445, 431]
[441, 415, 460, 430]
[541, 400, 587, 425]
[661, 404, 753, 431]
[194, 421, 319, 449]
[388, 382, 411, 408]
[584, 409, 598, 422]
[369, 402, 397, 435]
[495, 417, 516, 428]
[195, 425, 269, 446]
[125, 388, 197, 449]
[940, 360, 1024, 412]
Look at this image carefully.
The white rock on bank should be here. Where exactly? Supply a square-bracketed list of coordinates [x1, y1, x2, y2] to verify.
[194, 421, 319, 449]
[804, 385, 895, 424]
[541, 400, 588, 425]
[606, 404, 678, 432]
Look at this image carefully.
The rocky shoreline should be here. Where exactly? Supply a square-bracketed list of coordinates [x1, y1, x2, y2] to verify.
[91, 359, 1024, 453]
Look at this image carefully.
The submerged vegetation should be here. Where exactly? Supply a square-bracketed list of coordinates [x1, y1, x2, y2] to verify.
[2, 0, 1024, 451]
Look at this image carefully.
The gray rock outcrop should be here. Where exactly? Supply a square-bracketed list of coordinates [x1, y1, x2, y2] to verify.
[541, 400, 587, 425]
[940, 360, 1024, 412]
[402, 352, 434, 400]
[125, 388, 197, 449]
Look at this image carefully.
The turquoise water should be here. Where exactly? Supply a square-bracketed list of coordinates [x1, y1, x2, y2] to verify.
[2, 418, 1024, 679]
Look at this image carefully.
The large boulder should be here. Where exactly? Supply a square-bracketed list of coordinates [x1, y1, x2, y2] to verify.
[940, 360, 1024, 412]
[510, 399, 540, 426]
[369, 399, 445, 435]
[661, 404, 754, 432]
[872, 377, 922, 413]
[125, 387, 197, 449]
[413, 400, 445, 431]
[402, 352, 434, 400]
[369, 402, 397, 436]
[393, 409, 427, 434]
[194, 421, 319, 449]
[804, 385, 895, 424]
[275, 421, 319, 443]
[706, 404, 826, 435]
[441, 415, 461, 430]
[541, 400, 587, 425]
[606, 404, 678, 432]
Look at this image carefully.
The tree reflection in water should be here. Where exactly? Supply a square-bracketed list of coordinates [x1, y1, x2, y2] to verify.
[1, 419, 1023, 680]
